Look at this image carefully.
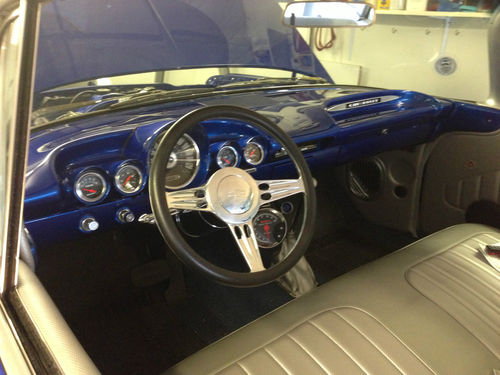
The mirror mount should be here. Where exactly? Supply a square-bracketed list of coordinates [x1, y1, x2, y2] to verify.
[283, 1, 376, 28]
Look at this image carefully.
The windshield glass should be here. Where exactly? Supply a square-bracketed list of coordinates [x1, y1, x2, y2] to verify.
[33, 0, 494, 124]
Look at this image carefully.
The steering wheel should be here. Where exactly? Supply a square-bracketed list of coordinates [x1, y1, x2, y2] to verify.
[149, 105, 316, 287]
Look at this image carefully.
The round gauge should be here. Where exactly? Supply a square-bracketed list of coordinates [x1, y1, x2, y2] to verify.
[74, 171, 108, 203]
[243, 142, 264, 165]
[114, 164, 143, 194]
[150, 133, 200, 190]
[216, 145, 239, 168]
[252, 208, 287, 248]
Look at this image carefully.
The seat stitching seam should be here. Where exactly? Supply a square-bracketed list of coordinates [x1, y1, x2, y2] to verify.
[236, 362, 251, 375]
[410, 268, 500, 334]
[307, 320, 368, 374]
[449, 249, 500, 279]
[210, 307, 381, 374]
[263, 348, 292, 375]
[482, 233, 500, 242]
[331, 311, 405, 374]
[286, 333, 330, 375]
[453, 244, 499, 278]
[437, 254, 499, 291]
[406, 272, 500, 359]
[420, 261, 500, 313]
[229, 361, 251, 375]
[403, 232, 498, 277]
[334, 309, 436, 374]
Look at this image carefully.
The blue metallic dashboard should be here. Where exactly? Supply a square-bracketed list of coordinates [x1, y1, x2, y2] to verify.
[24, 85, 500, 247]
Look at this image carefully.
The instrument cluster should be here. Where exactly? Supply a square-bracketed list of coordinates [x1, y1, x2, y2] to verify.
[72, 135, 267, 206]
[73, 162, 145, 204]
[215, 138, 266, 170]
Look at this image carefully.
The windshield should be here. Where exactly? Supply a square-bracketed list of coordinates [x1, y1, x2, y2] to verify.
[33, 0, 495, 124]
[34, 0, 330, 92]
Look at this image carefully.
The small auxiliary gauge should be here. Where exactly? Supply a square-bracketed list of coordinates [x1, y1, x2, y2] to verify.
[74, 171, 108, 203]
[216, 145, 239, 168]
[115, 164, 143, 194]
[243, 142, 264, 165]
[252, 208, 287, 248]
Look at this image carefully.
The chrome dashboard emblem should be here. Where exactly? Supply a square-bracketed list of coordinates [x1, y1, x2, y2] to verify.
[326, 95, 399, 112]
[217, 175, 253, 214]
[346, 98, 381, 108]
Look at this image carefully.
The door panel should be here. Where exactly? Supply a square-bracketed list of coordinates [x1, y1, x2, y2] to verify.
[420, 129, 500, 234]
[14, 262, 100, 374]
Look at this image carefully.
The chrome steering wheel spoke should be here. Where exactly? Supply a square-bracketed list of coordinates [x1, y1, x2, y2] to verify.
[228, 221, 265, 272]
[166, 185, 211, 212]
[257, 177, 305, 205]
[150, 105, 316, 286]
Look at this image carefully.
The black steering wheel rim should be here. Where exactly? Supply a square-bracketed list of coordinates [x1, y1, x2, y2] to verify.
[149, 105, 316, 287]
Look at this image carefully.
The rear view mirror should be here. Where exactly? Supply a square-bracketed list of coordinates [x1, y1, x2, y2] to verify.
[283, 1, 376, 28]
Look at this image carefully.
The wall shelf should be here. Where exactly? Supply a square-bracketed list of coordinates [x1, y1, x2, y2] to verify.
[376, 10, 492, 18]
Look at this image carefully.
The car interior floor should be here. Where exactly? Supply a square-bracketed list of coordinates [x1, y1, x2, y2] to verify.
[35, 169, 416, 375]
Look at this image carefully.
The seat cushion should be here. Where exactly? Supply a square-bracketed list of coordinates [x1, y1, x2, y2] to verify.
[166, 224, 500, 375]
[407, 232, 500, 358]
[217, 307, 434, 375]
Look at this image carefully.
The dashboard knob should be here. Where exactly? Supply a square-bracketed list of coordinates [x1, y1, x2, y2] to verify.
[80, 217, 99, 232]
[117, 208, 135, 223]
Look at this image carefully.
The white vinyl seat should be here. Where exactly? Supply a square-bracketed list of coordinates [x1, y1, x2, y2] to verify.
[165, 224, 500, 375]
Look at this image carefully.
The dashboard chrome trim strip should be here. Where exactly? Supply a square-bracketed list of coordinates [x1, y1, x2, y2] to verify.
[326, 95, 400, 112]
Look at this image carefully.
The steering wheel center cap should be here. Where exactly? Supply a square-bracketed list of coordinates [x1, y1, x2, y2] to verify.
[218, 175, 253, 214]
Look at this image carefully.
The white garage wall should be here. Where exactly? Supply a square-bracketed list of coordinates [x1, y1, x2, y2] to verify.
[302, 14, 491, 103]
[89, 6, 492, 104]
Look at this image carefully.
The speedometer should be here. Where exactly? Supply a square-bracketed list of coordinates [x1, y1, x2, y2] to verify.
[149, 133, 200, 190]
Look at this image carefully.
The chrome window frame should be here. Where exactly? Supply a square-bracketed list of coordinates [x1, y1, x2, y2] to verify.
[0, 0, 42, 373]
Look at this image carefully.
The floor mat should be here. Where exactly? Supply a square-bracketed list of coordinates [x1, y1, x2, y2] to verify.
[307, 226, 412, 284]
[35, 190, 414, 375]
[36, 226, 293, 375]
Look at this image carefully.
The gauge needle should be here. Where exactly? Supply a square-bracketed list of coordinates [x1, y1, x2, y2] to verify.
[82, 188, 96, 193]
[249, 150, 255, 157]
[123, 175, 132, 186]
[264, 224, 270, 241]
[223, 158, 230, 164]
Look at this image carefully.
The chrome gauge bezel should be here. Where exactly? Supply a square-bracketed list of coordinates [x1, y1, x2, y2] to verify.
[165, 133, 201, 190]
[216, 145, 239, 169]
[252, 207, 287, 249]
[114, 163, 144, 195]
[243, 141, 265, 166]
[150, 132, 201, 190]
[74, 170, 108, 204]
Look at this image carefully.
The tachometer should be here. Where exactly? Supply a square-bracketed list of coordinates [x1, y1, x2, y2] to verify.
[216, 145, 239, 168]
[74, 171, 108, 203]
[115, 164, 143, 194]
[243, 141, 264, 165]
[252, 208, 287, 248]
